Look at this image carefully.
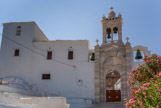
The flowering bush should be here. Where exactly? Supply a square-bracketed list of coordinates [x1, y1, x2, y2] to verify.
[125, 54, 161, 108]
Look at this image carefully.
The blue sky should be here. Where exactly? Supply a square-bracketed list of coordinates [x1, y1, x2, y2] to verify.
[0, 0, 161, 55]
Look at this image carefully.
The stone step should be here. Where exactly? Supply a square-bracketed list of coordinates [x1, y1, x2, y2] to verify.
[0, 85, 43, 96]
[92, 102, 125, 108]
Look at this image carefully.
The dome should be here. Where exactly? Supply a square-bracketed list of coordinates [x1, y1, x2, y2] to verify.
[108, 7, 116, 19]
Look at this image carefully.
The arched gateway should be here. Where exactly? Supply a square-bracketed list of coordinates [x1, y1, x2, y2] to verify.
[94, 7, 133, 104]
[106, 70, 121, 102]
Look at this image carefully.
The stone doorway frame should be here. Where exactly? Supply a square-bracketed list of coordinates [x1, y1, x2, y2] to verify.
[94, 54, 128, 103]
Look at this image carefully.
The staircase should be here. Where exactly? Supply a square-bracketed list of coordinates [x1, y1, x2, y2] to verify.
[0, 85, 70, 108]
[92, 102, 125, 108]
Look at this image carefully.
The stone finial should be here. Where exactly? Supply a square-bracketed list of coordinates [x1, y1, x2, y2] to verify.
[110, 7, 114, 11]
[126, 37, 129, 42]
[125, 36, 131, 48]
[96, 39, 99, 45]
[102, 14, 106, 20]
[118, 13, 122, 19]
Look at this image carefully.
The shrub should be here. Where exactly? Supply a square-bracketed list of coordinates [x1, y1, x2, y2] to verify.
[125, 54, 161, 108]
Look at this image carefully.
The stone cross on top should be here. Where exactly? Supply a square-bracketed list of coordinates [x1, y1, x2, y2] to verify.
[126, 37, 129, 42]
[96, 39, 99, 45]
[110, 7, 114, 11]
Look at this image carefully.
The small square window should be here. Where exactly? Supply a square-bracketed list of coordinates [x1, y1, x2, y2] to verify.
[47, 51, 52, 60]
[68, 51, 73, 60]
[14, 49, 20, 56]
[42, 74, 50, 80]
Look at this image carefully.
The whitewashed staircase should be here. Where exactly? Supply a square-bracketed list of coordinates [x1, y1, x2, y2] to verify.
[0, 85, 70, 108]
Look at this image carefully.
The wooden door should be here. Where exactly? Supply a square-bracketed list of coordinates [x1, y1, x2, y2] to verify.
[106, 90, 121, 102]
[106, 71, 121, 102]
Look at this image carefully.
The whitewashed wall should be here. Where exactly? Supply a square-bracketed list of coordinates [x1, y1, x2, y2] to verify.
[0, 22, 95, 103]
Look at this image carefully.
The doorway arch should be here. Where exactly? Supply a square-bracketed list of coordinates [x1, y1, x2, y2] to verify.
[106, 70, 121, 102]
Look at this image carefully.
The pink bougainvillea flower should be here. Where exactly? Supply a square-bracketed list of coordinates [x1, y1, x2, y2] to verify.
[143, 92, 146, 96]
[124, 98, 127, 101]
[125, 103, 130, 107]
[155, 81, 158, 84]
[135, 89, 141, 94]
[143, 55, 148, 58]
[125, 54, 161, 108]
[143, 83, 150, 86]
[147, 60, 151, 63]
[159, 72, 161, 76]
[129, 99, 136, 104]
[154, 75, 158, 78]
[136, 67, 139, 70]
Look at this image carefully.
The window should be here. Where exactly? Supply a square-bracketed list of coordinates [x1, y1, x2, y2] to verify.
[42, 74, 50, 80]
[14, 49, 20, 56]
[47, 51, 52, 60]
[16, 26, 21, 36]
[68, 51, 73, 59]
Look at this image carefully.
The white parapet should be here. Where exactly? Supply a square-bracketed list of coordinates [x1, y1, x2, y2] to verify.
[0, 93, 70, 108]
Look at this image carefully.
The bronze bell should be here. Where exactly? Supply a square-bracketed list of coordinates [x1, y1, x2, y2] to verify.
[107, 33, 111, 39]
[135, 50, 143, 60]
[113, 27, 118, 34]
[90, 53, 95, 61]
[114, 31, 117, 34]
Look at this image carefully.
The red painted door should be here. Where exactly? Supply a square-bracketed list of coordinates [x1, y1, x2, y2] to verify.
[106, 90, 121, 102]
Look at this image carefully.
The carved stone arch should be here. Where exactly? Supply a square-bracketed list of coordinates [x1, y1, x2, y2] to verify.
[103, 50, 125, 60]
[109, 52, 117, 57]
[105, 69, 121, 78]
[103, 56, 122, 66]
[100, 51, 122, 64]
[103, 56, 123, 81]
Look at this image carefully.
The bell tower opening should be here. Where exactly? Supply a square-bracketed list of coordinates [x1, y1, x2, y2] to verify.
[106, 28, 112, 42]
[101, 7, 123, 45]
[113, 27, 118, 41]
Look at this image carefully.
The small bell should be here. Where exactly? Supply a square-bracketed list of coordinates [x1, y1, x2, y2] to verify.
[113, 27, 118, 34]
[135, 50, 143, 60]
[107, 33, 111, 39]
[114, 31, 117, 34]
[90, 53, 95, 61]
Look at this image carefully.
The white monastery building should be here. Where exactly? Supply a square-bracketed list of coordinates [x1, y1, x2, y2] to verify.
[0, 8, 151, 108]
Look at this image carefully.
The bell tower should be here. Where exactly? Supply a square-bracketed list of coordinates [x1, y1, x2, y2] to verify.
[94, 7, 133, 104]
[102, 7, 123, 45]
